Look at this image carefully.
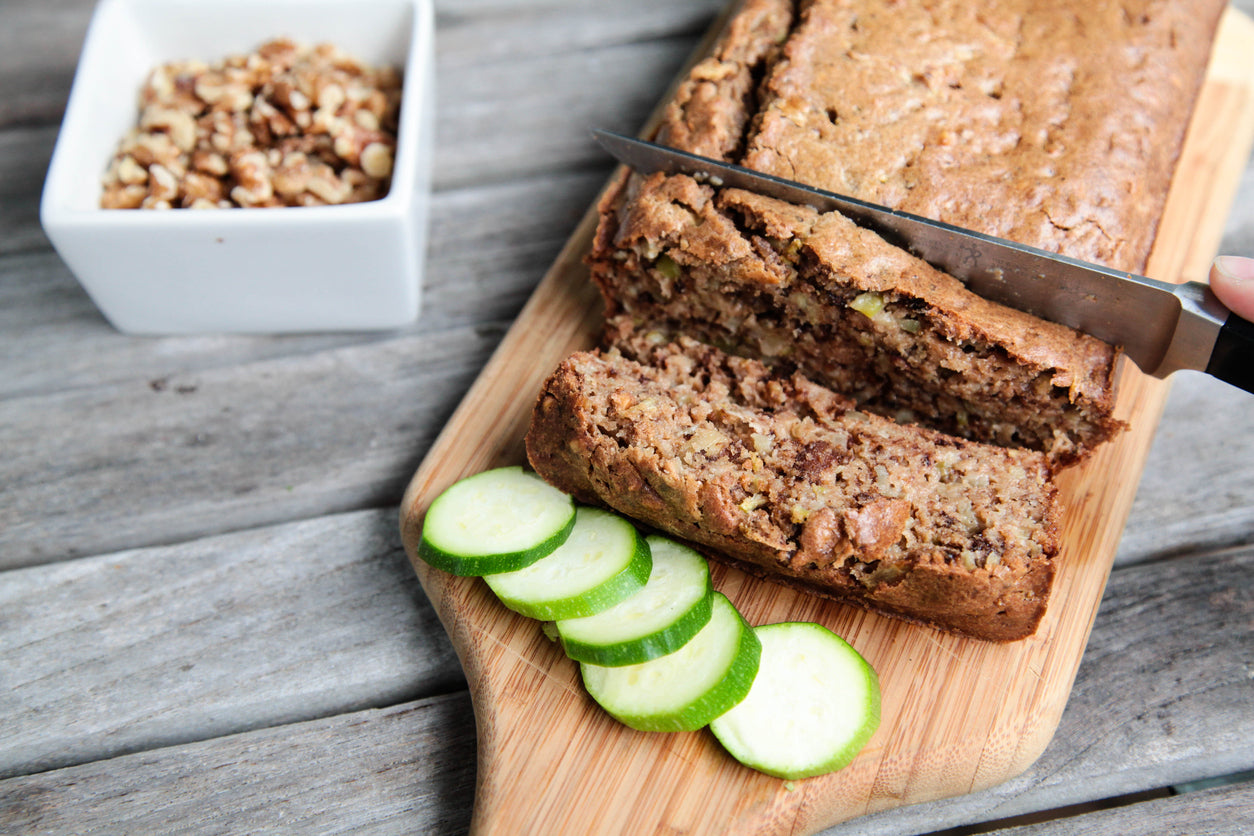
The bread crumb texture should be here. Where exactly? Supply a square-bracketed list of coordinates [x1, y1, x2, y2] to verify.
[527, 337, 1060, 642]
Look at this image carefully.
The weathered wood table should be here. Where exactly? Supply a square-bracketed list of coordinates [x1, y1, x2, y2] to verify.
[2, 1, 1252, 833]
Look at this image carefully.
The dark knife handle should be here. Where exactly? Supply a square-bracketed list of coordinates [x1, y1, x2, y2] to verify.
[1206, 312, 1254, 393]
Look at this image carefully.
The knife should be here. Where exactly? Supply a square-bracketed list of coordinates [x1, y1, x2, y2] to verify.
[592, 129, 1254, 394]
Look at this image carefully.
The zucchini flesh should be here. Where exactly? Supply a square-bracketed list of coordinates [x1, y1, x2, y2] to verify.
[484, 507, 651, 620]
[581, 592, 760, 732]
[417, 466, 575, 576]
[556, 536, 712, 666]
[710, 622, 881, 780]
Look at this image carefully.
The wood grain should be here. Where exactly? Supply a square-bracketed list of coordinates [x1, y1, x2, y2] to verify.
[0, 169, 604, 400]
[0, 693, 479, 835]
[825, 542, 1254, 835]
[0, 328, 497, 569]
[993, 781, 1254, 836]
[1, 0, 1251, 832]
[1116, 372, 1254, 564]
[0, 509, 461, 779]
[397, 8, 1254, 835]
[3, 540, 1247, 834]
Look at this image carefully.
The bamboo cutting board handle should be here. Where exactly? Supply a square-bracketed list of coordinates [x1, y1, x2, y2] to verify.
[399, 8, 1254, 834]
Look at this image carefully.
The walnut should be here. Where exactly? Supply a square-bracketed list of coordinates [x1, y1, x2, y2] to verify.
[228, 149, 275, 206]
[352, 108, 380, 131]
[316, 82, 346, 113]
[306, 169, 352, 204]
[331, 123, 391, 167]
[359, 142, 393, 179]
[180, 171, 224, 206]
[146, 163, 180, 204]
[140, 106, 198, 151]
[113, 155, 149, 185]
[101, 183, 147, 209]
[271, 152, 312, 197]
[194, 70, 254, 112]
[101, 38, 401, 209]
[191, 149, 229, 177]
[126, 131, 182, 170]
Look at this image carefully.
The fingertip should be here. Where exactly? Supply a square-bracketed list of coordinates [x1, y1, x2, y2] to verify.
[1210, 256, 1254, 322]
[1213, 255, 1254, 281]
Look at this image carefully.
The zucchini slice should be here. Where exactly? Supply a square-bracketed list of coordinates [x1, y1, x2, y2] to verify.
[709, 622, 881, 780]
[417, 466, 575, 576]
[556, 536, 712, 667]
[581, 592, 760, 732]
[484, 506, 651, 620]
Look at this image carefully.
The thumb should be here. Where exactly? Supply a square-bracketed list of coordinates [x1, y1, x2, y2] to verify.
[1210, 256, 1254, 322]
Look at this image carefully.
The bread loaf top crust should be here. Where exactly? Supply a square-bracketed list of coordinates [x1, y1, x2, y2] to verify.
[661, 0, 1227, 271]
[589, 0, 1225, 463]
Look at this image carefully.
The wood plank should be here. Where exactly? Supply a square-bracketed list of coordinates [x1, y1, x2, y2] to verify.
[8, 255, 1244, 578]
[0, 126, 55, 257]
[11, 0, 1254, 190]
[989, 781, 1254, 836]
[396, 9, 1254, 836]
[0, 693, 478, 835]
[1, 266, 1250, 579]
[1116, 372, 1254, 564]
[431, 34, 708, 190]
[0, 248, 397, 399]
[0, 195, 1249, 583]
[0, 0, 92, 127]
[434, 0, 724, 64]
[8, 0, 1254, 213]
[2, 543, 1247, 835]
[0, 169, 605, 400]
[0, 509, 462, 779]
[0, 7, 1247, 578]
[0, 0, 1249, 832]
[0, 328, 497, 569]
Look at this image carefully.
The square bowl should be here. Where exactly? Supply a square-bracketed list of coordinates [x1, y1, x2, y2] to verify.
[40, 0, 434, 334]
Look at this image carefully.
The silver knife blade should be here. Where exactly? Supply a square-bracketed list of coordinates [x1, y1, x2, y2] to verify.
[592, 128, 1231, 379]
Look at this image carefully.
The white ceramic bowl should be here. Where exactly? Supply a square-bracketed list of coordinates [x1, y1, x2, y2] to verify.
[40, 0, 434, 334]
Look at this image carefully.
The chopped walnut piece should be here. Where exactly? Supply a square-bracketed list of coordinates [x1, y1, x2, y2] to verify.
[140, 106, 198, 152]
[146, 163, 180, 203]
[191, 149, 229, 177]
[100, 38, 402, 209]
[114, 156, 149, 185]
[360, 143, 393, 179]
[180, 171, 225, 206]
[101, 184, 147, 209]
[229, 149, 275, 206]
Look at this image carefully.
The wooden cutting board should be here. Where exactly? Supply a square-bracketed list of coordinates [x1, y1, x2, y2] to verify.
[399, 8, 1254, 834]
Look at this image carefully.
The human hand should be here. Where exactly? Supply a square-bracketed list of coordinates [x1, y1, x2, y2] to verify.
[1210, 256, 1254, 321]
[1204, 256, 1254, 394]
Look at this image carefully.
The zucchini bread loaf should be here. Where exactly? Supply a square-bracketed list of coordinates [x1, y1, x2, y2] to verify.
[526, 335, 1059, 642]
[524, 0, 1226, 639]
[589, 0, 1227, 466]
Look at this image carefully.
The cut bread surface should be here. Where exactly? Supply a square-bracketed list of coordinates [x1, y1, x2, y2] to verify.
[526, 336, 1058, 642]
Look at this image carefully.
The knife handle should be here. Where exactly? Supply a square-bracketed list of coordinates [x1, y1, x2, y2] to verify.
[1206, 312, 1254, 393]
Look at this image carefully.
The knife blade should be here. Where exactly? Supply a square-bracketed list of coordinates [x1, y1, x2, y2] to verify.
[592, 129, 1254, 394]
